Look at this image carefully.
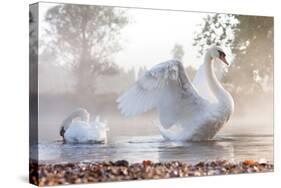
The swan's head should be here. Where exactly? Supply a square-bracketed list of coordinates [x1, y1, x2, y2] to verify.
[208, 46, 229, 65]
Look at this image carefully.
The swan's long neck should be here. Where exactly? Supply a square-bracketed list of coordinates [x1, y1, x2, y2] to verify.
[204, 52, 232, 105]
[61, 108, 90, 131]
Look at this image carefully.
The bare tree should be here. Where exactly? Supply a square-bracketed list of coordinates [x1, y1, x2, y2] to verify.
[44, 4, 128, 102]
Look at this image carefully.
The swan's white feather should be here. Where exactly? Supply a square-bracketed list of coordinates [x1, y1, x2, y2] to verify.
[62, 109, 109, 144]
[192, 64, 215, 101]
[117, 60, 207, 129]
[193, 60, 226, 103]
[64, 119, 109, 144]
[117, 47, 234, 141]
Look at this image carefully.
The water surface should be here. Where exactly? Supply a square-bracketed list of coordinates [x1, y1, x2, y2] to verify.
[31, 134, 273, 164]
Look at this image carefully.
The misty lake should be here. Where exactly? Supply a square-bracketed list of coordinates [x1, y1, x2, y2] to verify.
[34, 90, 274, 165]
[31, 134, 273, 164]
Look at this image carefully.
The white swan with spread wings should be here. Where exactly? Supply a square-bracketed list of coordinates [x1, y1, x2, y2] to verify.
[117, 46, 234, 141]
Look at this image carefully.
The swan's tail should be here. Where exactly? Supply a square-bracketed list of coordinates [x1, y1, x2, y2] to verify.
[158, 126, 179, 141]
[93, 115, 109, 131]
[156, 123, 189, 141]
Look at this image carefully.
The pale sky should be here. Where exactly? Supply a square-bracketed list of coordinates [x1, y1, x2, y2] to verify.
[115, 8, 209, 69]
[39, 3, 218, 70]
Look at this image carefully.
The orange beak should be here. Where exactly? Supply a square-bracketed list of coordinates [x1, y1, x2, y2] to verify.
[219, 56, 229, 66]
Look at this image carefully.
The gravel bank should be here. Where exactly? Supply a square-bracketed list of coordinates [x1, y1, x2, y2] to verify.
[30, 159, 273, 186]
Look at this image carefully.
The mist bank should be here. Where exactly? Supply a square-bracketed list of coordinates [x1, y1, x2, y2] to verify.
[37, 91, 273, 142]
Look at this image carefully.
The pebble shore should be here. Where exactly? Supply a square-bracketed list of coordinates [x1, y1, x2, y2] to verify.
[30, 159, 273, 186]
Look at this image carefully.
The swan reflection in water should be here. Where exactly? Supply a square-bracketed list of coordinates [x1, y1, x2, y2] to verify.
[34, 135, 272, 164]
[157, 137, 235, 163]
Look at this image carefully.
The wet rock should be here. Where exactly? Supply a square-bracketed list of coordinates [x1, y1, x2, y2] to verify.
[143, 160, 152, 166]
[114, 160, 129, 167]
[243, 160, 257, 166]
[169, 170, 179, 177]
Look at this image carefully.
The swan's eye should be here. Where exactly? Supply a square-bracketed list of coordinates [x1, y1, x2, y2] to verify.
[218, 50, 226, 57]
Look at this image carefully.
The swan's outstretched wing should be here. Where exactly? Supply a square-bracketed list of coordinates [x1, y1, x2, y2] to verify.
[117, 60, 206, 128]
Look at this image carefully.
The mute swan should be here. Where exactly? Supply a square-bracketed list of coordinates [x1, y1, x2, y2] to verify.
[117, 46, 234, 141]
[60, 108, 109, 144]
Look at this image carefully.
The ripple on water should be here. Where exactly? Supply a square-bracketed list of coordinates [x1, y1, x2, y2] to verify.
[31, 134, 273, 164]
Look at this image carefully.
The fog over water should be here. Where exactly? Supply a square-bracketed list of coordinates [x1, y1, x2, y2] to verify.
[37, 88, 273, 142]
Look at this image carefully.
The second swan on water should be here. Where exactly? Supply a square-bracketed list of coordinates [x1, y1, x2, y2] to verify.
[60, 108, 109, 144]
[117, 46, 234, 141]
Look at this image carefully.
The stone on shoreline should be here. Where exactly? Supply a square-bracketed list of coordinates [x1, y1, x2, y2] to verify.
[29, 159, 273, 186]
